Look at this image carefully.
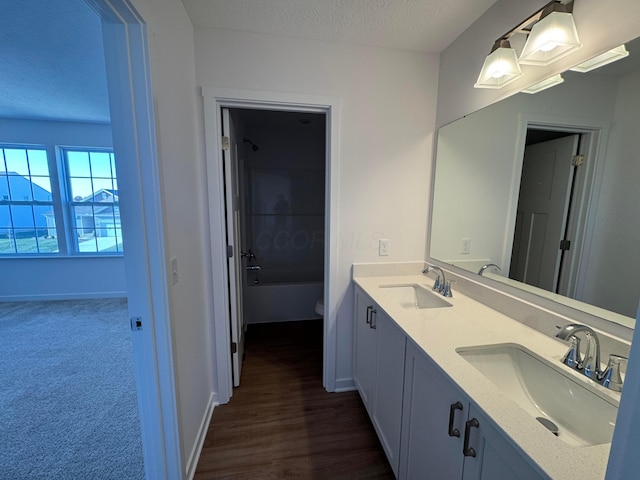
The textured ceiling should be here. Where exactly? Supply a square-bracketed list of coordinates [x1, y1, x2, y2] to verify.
[182, 0, 499, 53]
[0, 0, 110, 123]
[0, 1, 499, 124]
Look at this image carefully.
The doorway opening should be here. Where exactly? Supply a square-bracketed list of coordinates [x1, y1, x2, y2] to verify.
[222, 108, 327, 387]
[509, 124, 601, 298]
[0, 1, 150, 477]
[203, 88, 341, 402]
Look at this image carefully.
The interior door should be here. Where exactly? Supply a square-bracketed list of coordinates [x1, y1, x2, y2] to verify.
[510, 134, 578, 292]
[222, 108, 245, 387]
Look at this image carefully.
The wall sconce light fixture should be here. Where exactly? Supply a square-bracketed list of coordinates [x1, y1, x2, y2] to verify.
[522, 73, 564, 94]
[475, 1, 581, 89]
[570, 44, 629, 73]
[519, 2, 581, 65]
[474, 39, 523, 89]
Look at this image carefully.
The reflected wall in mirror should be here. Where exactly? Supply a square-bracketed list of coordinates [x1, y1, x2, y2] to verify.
[430, 36, 640, 327]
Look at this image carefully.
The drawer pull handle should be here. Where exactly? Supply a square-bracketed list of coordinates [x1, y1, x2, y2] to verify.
[366, 306, 372, 324]
[370, 309, 377, 329]
[463, 418, 479, 457]
[448, 401, 463, 437]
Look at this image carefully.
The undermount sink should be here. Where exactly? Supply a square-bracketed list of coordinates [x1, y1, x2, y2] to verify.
[456, 343, 619, 447]
[379, 283, 452, 309]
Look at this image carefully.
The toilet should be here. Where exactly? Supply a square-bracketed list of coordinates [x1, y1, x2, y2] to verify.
[315, 298, 324, 317]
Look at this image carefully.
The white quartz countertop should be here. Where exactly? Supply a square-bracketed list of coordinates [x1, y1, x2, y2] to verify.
[354, 274, 621, 480]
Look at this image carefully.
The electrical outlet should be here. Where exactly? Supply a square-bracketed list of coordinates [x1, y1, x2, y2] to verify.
[461, 238, 471, 255]
[379, 239, 390, 256]
[171, 257, 179, 285]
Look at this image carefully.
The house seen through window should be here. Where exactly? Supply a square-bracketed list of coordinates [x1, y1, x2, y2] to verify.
[0, 146, 123, 255]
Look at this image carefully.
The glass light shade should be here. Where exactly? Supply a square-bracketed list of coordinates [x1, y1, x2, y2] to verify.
[519, 11, 582, 66]
[474, 47, 523, 89]
[522, 74, 564, 94]
[570, 45, 629, 73]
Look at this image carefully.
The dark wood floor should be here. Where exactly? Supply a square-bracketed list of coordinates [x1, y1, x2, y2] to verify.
[195, 320, 394, 479]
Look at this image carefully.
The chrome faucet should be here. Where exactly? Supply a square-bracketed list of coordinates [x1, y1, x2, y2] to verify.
[556, 324, 603, 380]
[422, 266, 453, 297]
[555, 323, 628, 391]
[478, 263, 501, 276]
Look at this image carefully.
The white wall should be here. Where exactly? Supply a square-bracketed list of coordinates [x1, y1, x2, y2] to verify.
[582, 70, 640, 317]
[126, 0, 215, 475]
[194, 27, 439, 385]
[436, 1, 640, 477]
[0, 118, 126, 300]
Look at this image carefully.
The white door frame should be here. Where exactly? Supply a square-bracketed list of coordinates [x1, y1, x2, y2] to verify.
[86, 1, 182, 478]
[508, 114, 610, 299]
[202, 87, 341, 403]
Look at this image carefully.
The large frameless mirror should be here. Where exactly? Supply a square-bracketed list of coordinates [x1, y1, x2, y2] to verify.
[429, 36, 640, 330]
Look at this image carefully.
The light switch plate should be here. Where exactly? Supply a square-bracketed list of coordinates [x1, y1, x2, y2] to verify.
[379, 239, 390, 256]
[461, 238, 471, 255]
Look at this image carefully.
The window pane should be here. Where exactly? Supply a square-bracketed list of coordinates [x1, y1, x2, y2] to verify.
[36, 235, 59, 253]
[0, 174, 8, 200]
[31, 177, 52, 201]
[28, 150, 49, 176]
[35, 237, 56, 253]
[90, 151, 112, 178]
[72, 204, 94, 231]
[64, 149, 121, 255]
[70, 177, 92, 200]
[40, 205, 57, 238]
[0, 235, 17, 253]
[67, 151, 91, 177]
[95, 205, 119, 252]
[76, 230, 98, 253]
[14, 232, 38, 254]
[93, 178, 114, 196]
[74, 202, 97, 253]
[115, 227, 123, 252]
[9, 175, 32, 201]
[4, 149, 29, 176]
[11, 205, 35, 228]
[0, 147, 59, 255]
[110, 154, 117, 177]
[34, 204, 52, 228]
[0, 205, 11, 236]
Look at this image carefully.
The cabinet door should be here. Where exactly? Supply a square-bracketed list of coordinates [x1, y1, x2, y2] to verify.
[371, 309, 406, 476]
[462, 404, 545, 480]
[353, 286, 378, 412]
[399, 341, 465, 480]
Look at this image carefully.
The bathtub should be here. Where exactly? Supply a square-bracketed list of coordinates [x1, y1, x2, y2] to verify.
[243, 281, 323, 324]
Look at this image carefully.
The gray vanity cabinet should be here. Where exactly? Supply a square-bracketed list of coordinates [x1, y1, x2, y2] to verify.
[399, 340, 465, 479]
[399, 341, 545, 480]
[462, 404, 544, 480]
[353, 285, 407, 476]
[353, 286, 378, 413]
[371, 307, 406, 476]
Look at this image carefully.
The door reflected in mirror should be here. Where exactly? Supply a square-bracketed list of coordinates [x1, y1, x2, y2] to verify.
[430, 37, 640, 328]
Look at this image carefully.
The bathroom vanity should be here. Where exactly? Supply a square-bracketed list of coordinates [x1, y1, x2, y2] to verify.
[353, 264, 625, 480]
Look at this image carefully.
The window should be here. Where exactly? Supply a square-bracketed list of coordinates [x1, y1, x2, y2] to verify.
[65, 150, 123, 254]
[0, 147, 57, 254]
[0, 146, 123, 256]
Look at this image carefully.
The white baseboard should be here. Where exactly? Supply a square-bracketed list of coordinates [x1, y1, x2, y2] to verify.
[0, 292, 127, 302]
[186, 393, 217, 480]
[334, 377, 356, 392]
